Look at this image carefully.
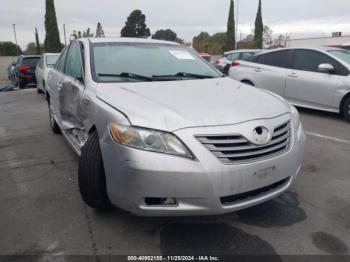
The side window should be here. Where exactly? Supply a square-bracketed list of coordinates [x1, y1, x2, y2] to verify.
[40, 57, 45, 68]
[227, 53, 240, 61]
[292, 50, 339, 74]
[256, 54, 267, 64]
[264, 50, 292, 68]
[56, 47, 69, 72]
[240, 52, 254, 60]
[65, 42, 82, 79]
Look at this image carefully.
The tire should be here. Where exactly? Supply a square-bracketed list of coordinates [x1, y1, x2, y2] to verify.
[78, 131, 113, 211]
[342, 96, 350, 122]
[37, 87, 43, 94]
[18, 80, 25, 89]
[48, 101, 61, 134]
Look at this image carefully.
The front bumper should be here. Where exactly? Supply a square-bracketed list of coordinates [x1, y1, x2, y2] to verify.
[100, 114, 306, 216]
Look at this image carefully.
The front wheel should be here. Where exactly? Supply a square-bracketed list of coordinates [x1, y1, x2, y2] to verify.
[342, 96, 350, 122]
[78, 131, 113, 211]
[18, 80, 25, 89]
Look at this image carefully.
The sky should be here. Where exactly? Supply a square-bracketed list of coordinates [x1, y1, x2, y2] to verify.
[1, 0, 350, 49]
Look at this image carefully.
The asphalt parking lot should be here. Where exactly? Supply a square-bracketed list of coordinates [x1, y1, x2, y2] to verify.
[0, 88, 349, 258]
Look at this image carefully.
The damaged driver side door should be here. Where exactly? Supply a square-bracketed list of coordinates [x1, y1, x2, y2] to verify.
[59, 41, 87, 151]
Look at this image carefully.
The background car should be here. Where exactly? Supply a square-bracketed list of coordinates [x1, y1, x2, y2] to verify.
[228, 47, 350, 122]
[7, 62, 16, 82]
[35, 53, 60, 94]
[12, 55, 41, 89]
[188, 46, 212, 62]
[213, 49, 262, 70]
[46, 38, 305, 216]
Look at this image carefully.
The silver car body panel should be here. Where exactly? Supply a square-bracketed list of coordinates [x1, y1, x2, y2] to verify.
[229, 47, 350, 113]
[47, 38, 305, 216]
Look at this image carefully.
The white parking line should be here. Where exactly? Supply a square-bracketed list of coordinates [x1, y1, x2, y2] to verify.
[306, 131, 350, 145]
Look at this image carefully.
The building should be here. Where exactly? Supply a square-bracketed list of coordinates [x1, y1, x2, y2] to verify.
[286, 34, 350, 48]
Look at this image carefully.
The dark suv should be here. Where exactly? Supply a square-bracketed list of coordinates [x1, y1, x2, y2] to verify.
[13, 55, 41, 89]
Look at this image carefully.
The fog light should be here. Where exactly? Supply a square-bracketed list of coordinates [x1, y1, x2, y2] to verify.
[144, 197, 178, 206]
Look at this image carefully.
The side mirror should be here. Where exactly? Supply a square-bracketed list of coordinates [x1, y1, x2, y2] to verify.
[318, 63, 335, 74]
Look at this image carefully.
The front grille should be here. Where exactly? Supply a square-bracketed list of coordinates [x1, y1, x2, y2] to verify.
[196, 121, 291, 164]
[220, 177, 290, 206]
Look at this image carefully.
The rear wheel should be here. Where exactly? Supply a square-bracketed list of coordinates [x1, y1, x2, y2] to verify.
[48, 101, 61, 134]
[78, 131, 113, 211]
[342, 96, 350, 122]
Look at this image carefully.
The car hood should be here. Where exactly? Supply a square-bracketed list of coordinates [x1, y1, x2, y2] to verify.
[96, 77, 289, 131]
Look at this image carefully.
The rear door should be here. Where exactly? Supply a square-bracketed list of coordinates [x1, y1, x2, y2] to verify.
[285, 49, 341, 109]
[47, 46, 70, 123]
[248, 50, 293, 96]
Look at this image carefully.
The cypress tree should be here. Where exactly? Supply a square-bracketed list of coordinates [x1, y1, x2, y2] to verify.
[44, 0, 61, 52]
[35, 27, 40, 55]
[121, 10, 151, 38]
[254, 0, 264, 49]
[225, 0, 235, 51]
[95, 22, 105, 37]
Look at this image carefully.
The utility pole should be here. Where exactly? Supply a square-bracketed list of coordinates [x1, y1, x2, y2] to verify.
[12, 24, 20, 56]
[63, 24, 67, 46]
[235, 0, 239, 49]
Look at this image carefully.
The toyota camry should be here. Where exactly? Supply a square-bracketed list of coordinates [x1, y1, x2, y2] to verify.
[46, 38, 305, 216]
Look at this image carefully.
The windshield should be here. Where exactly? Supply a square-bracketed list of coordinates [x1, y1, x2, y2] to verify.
[91, 42, 221, 82]
[46, 54, 60, 66]
[328, 49, 350, 64]
[23, 57, 40, 67]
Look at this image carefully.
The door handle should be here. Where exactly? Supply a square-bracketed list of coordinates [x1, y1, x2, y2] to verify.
[254, 68, 262, 72]
[288, 73, 298, 78]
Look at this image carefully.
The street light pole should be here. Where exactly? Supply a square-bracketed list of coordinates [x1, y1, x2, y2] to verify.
[63, 24, 67, 46]
[235, 0, 239, 49]
[12, 24, 19, 56]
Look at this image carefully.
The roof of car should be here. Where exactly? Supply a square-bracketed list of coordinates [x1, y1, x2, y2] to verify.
[85, 37, 179, 46]
[19, 55, 41, 58]
[253, 47, 346, 56]
[224, 49, 261, 55]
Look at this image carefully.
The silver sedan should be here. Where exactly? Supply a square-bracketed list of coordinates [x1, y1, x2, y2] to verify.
[46, 38, 305, 216]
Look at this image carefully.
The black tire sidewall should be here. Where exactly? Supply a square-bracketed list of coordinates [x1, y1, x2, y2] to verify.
[78, 131, 112, 211]
[342, 97, 350, 122]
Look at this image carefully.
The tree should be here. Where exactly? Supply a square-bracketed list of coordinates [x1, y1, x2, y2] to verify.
[254, 0, 264, 49]
[192, 32, 210, 52]
[24, 43, 37, 55]
[35, 27, 41, 55]
[71, 28, 93, 39]
[207, 32, 227, 55]
[226, 0, 235, 51]
[152, 29, 177, 41]
[121, 10, 151, 38]
[271, 34, 287, 48]
[95, 22, 105, 37]
[44, 0, 61, 52]
[0, 42, 22, 56]
[263, 25, 273, 48]
[237, 34, 254, 49]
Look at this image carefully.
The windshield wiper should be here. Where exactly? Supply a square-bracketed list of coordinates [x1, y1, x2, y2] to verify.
[98, 72, 153, 81]
[152, 72, 215, 79]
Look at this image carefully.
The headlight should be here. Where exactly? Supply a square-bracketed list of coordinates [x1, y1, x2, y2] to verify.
[108, 123, 194, 159]
[289, 104, 300, 129]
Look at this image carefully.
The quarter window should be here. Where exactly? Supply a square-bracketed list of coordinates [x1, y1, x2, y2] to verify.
[65, 42, 82, 79]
